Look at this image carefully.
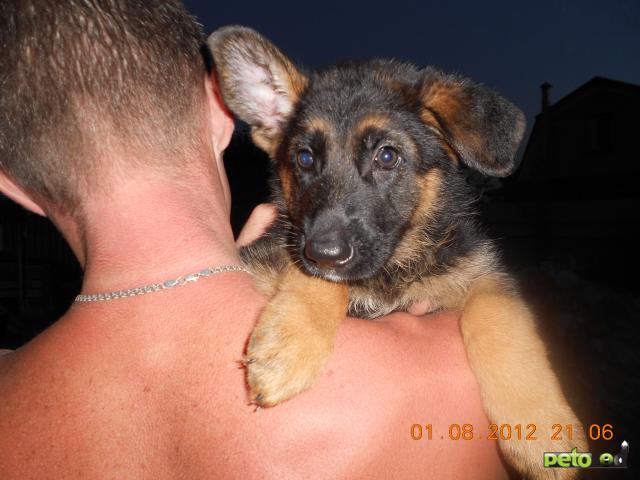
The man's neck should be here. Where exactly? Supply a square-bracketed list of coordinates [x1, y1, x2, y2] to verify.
[60, 173, 240, 297]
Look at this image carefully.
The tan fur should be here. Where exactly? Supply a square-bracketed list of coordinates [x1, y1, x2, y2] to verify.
[245, 259, 282, 300]
[277, 163, 294, 206]
[282, 61, 308, 100]
[245, 265, 349, 406]
[347, 242, 499, 317]
[421, 82, 486, 165]
[419, 110, 460, 164]
[304, 116, 332, 133]
[276, 118, 333, 203]
[251, 129, 281, 158]
[419, 108, 445, 132]
[439, 140, 461, 164]
[390, 168, 444, 268]
[402, 242, 500, 309]
[422, 83, 464, 126]
[354, 113, 390, 136]
[460, 275, 587, 479]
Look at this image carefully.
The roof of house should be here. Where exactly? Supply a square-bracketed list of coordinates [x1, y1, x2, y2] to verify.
[516, 76, 640, 181]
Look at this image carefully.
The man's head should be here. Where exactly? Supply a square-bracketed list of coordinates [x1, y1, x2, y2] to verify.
[0, 0, 213, 215]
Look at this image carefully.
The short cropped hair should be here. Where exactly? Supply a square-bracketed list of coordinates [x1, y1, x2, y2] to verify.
[0, 1, 206, 212]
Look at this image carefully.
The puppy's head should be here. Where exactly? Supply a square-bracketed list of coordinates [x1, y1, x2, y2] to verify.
[209, 26, 525, 281]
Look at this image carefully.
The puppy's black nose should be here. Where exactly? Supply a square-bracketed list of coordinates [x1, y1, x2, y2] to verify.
[304, 231, 353, 268]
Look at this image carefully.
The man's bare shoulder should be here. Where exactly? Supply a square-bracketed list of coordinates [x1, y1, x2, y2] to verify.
[181, 310, 508, 479]
[0, 315, 168, 478]
[0, 300, 507, 479]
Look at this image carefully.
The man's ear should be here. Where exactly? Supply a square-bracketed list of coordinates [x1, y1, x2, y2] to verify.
[207, 25, 308, 156]
[418, 67, 526, 177]
[204, 72, 234, 155]
[0, 171, 46, 216]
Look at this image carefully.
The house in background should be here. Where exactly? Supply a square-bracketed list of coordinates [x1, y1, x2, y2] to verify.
[484, 76, 640, 290]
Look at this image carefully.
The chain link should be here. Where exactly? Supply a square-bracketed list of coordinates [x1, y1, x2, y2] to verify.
[74, 265, 249, 302]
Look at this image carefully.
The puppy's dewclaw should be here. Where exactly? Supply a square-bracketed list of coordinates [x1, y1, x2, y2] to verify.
[209, 26, 586, 479]
[238, 356, 256, 367]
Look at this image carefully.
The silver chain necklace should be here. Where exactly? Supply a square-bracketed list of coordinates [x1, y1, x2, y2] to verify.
[74, 264, 249, 302]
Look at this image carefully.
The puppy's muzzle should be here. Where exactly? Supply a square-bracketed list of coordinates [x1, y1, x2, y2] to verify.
[304, 229, 354, 269]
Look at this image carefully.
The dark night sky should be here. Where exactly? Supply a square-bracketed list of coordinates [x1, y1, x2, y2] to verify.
[184, 0, 640, 148]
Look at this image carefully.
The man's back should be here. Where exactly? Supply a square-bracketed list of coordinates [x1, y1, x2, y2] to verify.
[0, 275, 508, 479]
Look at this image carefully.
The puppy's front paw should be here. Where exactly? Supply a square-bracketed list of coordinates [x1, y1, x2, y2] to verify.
[245, 300, 332, 406]
[245, 268, 349, 407]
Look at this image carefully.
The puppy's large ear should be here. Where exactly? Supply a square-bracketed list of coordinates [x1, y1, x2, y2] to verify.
[419, 67, 525, 177]
[207, 26, 308, 155]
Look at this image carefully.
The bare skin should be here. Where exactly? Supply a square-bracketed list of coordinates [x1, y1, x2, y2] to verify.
[0, 75, 509, 479]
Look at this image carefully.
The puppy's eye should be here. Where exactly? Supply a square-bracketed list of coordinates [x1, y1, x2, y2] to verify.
[374, 146, 401, 169]
[296, 150, 314, 169]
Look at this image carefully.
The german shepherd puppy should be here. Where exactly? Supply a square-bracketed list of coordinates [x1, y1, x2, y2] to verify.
[209, 26, 586, 478]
